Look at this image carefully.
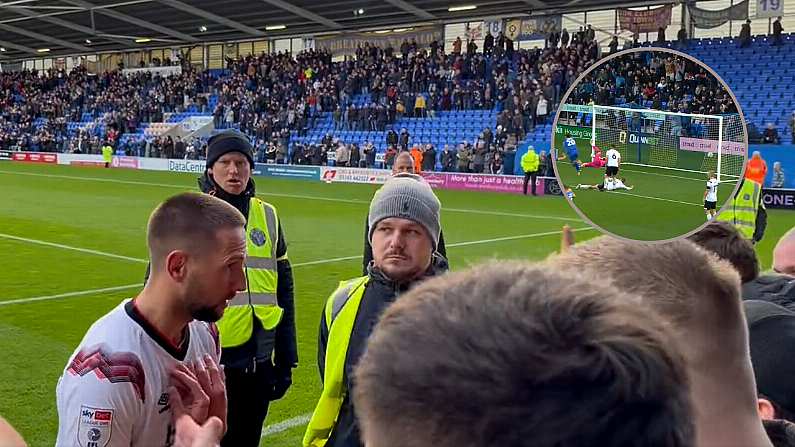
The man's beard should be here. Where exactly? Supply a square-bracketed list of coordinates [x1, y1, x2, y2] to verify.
[191, 305, 223, 323]
[184, 279, 225, 323]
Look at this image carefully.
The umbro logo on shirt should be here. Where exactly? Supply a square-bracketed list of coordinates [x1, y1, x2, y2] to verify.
[158, 392, 170, 414]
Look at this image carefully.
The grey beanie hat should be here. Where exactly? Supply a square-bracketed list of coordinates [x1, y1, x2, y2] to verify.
[368, 174, 441, 249]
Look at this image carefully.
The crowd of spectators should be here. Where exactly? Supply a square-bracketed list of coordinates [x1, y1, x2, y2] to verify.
[567, 51, 738, 115]
[4, 23, 789, 170]
[0, 27, 605, 171]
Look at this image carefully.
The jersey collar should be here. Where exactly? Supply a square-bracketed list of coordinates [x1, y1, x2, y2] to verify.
[125, 300, 190, 361]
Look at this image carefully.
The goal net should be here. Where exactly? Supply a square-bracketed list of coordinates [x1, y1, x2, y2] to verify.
[588, 105, 745, 183]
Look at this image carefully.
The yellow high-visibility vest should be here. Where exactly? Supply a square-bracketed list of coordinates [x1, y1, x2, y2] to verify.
[102, 146, 113, 163]
[216, 198, 284, 348]
[521, 150, 539, 172]
[303, 276, 370, 447]
[717, 179, 761, 240]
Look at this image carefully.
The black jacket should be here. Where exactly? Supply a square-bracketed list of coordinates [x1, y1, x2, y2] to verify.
[764, 419, 795, 447]
[197, 173, 298, 371]
[361, 213, 447, 275]
[317, 257, 447, 447]
[743, 274, 795, 310]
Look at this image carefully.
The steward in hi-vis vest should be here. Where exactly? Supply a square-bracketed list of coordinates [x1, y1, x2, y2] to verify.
[305, 174, 447, 447]
[199, 130, 297, 446]
[717, 178, 766, 243]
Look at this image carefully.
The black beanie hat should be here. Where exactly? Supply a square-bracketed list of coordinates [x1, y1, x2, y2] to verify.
[744, 300, 795, 416]
[205, 130, 255, 168]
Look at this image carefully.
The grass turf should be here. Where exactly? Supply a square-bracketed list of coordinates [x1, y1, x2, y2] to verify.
[0, 162, 790, 446]
[555, 134, 741, 240]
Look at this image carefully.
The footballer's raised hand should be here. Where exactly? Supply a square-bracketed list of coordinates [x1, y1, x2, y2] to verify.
[190, 354, 227, 433]
[169, 363, 210, 424]
[169, 385, 223, 447]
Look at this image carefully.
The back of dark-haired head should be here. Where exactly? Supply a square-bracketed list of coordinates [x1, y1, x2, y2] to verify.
[353, 261, 694, 447]
[147, 192, 246, 269]
[745, 300, 795, 422]
[688, 221, 760, 283]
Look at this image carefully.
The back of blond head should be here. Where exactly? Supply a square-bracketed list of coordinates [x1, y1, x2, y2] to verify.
[548, 236, 743, 355]
[547, 236, 769, 447]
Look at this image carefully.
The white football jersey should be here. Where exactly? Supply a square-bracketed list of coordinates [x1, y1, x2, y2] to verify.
[56, 299, 220, 447]
[606, 149, 621, 167]
[706, 178, 719, 202]
[604, 178, 629, 191]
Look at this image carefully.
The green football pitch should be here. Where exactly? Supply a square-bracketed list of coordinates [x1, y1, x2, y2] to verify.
[0, 162, 791, 446]
[555, 132, 742, 240]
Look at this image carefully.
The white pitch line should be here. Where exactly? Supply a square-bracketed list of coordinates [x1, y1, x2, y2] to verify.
[610, 191, 702, 207]
[0, 232, 363, 268]
[261, 413, 311, 438]
[621, 167, 706, 182]
[0, 170, 578, 222]
[0, 224, 597, 438]
[444, 207, 580, 222]
[447, 226, 595, 247]
[292, 255, 362, 267]
[0, 232, 147, 263]
[0, 226, 594, 307]
[0, 284, 141, 307]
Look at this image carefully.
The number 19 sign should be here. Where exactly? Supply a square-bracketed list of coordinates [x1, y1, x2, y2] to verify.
[757, 0, 784, 18]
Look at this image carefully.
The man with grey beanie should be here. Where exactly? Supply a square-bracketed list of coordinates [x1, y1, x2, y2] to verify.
[304, 174, 448, 447]
[362, 167, 448, 274]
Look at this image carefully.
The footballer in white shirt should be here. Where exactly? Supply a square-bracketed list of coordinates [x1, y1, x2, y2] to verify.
[56, 192, 247, 447]
[605, 147, 621, 182]
[576, 176, 634, 191]
[704, 171, 719, 221]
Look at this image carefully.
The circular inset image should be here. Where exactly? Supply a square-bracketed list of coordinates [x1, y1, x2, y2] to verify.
[552, 47, 748, 242]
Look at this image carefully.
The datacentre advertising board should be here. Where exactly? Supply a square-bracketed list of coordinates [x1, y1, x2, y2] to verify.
[255, 164, 320, 181]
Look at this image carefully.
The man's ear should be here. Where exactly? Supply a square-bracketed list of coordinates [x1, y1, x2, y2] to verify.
[165, 251, 189, 283]
[758, 398, 777, 420]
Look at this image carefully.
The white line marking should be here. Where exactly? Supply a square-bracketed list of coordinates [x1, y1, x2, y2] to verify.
[610, 191, 702, 206]
[621, 167, 705, 182]
[447, 227, 595, 247]
[0, 225, 598, 438]
[293, 255, 361, 267]
[444, 207, 579, 222]
[1, 222, 594, 272]
[0, 170, 579, 222]
[0, 227, 595, 306]
[622, 162, 743, 178]
[0, 232, 360, 267]
[261, 413, 311, 438]
[289, 227, 597, 267]
[0, 232, 148, 263]
[0, 284, 141, 307]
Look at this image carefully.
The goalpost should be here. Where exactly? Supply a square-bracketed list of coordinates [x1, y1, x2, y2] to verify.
[589, 104, 745, 183]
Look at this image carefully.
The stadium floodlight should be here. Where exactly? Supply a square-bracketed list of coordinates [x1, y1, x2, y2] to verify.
[85, 39, 92, 44]
[448, 5, 477, 11]
[266, 25, 287, 30]
[199, 25, 208, 32]
[587, 104, 744, 184]
[358, 8, 364, 14]
[0, 48, 6, 52]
